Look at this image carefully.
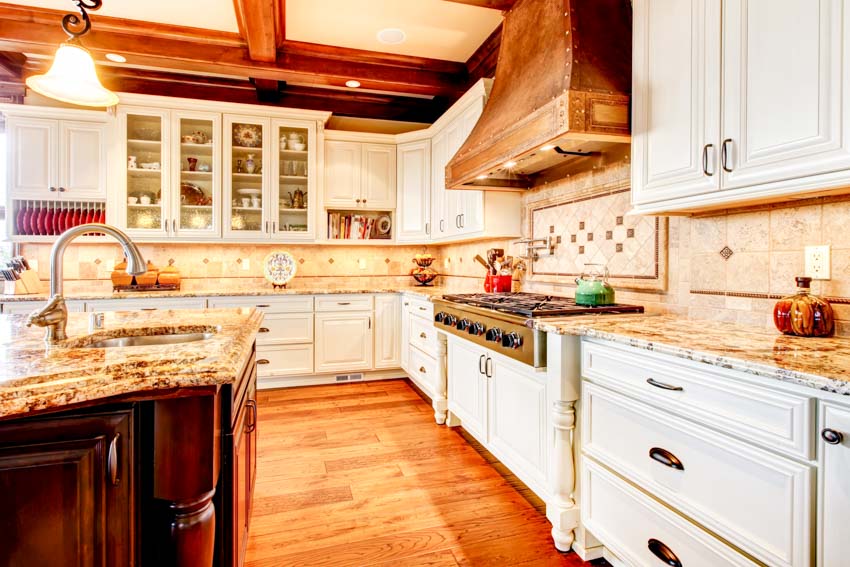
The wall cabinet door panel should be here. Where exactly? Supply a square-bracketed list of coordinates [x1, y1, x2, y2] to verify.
[374, 295, 401, 369]
[60, 121, 107, 199]
[396, 140, 431, 241]
[721, 0, 850, 190]
[324, 140, 362, 207]
[447, 338, 487, 442]
[818, 401, 850, 566]
[7, 117, 58, 200]
[361, 144, 395, 209]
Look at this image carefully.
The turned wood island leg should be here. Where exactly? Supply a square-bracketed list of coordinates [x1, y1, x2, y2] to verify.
[434, 333, 449, 424]
[152, 393, 221, 567]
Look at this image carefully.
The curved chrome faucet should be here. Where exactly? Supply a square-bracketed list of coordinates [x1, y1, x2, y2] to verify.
[27, 223, 146, 343]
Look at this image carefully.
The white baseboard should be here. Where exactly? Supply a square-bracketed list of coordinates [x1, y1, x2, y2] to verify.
[257, 368, 408, 389]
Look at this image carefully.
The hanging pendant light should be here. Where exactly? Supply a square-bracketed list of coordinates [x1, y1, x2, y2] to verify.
[26, 0, 119, 107]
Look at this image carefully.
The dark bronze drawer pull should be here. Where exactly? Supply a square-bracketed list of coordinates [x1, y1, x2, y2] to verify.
[108, 433, 121, 486]
[259, 327, 270, 333]
[702, 143, 714, 176]
[257, 359, 270, 365]
[256, 304, 270, 308]
[419, 366, 426, 374]
[822, 428, 844, 445]
[419, 332, 427, 339]
[246, 399, 258, 433]
[479, 354, 486, 374]
[419, 306, 427, 311]
[646, 378, 684, 391]
[649, 447, 684, 471]
[648, 538, 682, 567]
[721, 138, 734, 173]
[140, 307, 157, 311]
[338, 302, 352, 306]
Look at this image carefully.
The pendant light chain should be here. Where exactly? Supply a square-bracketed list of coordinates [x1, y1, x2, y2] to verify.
[61, 0, 103, 40]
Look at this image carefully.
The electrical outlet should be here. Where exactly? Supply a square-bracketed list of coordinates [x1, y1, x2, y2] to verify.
[805, 245, 831, 280]
[242, 258, 250, 271]
[358, 258, 367, 270]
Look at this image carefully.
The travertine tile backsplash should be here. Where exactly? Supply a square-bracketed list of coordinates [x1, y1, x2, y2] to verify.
[19, 155, 850, 334]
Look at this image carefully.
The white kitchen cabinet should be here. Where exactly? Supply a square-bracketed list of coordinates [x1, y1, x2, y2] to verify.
[272, 119, 318, 240]
[631, 0, 850, 214]
[373, 294, 401, 369]
[721, 0, 850, 191]
[223, 114, 272, 240]
[6, 115, 107, 201]
[430, 130, 450, 238]
[447, 337, 488, 443]
[396, 140, 431, 241]
[256, 343, 314, 378]
[631, 0, 721, 205]
[324, 140, 396, 210]
[400, 298, 412, 372]
[818, 401, 850, 567]
[314, 311, 373, 373]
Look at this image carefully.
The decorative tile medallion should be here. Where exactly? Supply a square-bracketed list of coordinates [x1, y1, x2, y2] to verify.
[719, 246, 734, 260]
[528, 187, 668, 291]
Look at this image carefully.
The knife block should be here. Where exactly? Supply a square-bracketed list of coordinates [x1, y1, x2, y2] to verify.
[3, 279, 29, 295]
[3, 270, 41, 295]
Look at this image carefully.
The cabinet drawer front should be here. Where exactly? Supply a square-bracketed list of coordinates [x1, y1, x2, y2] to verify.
[410, 316, 437, 357]
[315, 294, 373, 312]
[256, 344, 313, 377]
[2, 300, 84, 314]
[583, 460, 757, 567]
[583, 383, 812, 567]
[403, 296, 434, 319]
[582, 340, 813, 459]
[408, 347, 437, 398]
[85, 297, 207, 312]
[256, 313, 313, 345]
[208, 296, 313, 313]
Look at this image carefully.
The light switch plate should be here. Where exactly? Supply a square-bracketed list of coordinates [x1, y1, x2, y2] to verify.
[805, 245, 831, 280]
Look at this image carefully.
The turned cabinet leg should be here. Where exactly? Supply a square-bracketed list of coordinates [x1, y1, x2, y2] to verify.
[548, 400, 578, 552]
[169, 489, 217, 567]
[434, 334, 449, 425]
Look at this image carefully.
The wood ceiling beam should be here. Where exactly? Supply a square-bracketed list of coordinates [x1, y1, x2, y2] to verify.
[442, 0, 516, 10]
[465, 23, 501, 83]
[0, 51, 25, 79]
[232, 0, 278, 63]
[0, 4, 467, 98]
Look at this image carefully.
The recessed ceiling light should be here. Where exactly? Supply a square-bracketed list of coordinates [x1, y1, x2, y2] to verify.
[540, 144, 555, 151]
[503, 161, 517, 169]
[476, 174, 488, 179]
[377, 28, 406, 45]
[345, 80, 361, 88]
[105, 53, 126, 63]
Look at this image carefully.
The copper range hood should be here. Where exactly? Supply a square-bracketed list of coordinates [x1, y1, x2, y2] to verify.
[446, 0, 632, 191]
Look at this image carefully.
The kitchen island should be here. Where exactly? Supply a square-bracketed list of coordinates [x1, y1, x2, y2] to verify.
[0, 307, 262, 567]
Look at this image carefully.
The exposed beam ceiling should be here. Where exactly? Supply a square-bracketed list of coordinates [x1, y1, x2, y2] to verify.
[232, 0, 280, 63]
[442, 0, 516, 10]
[465, 23, 501, 81]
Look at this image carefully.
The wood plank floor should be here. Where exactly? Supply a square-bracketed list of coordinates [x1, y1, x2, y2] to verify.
[245, 379, 605, 567]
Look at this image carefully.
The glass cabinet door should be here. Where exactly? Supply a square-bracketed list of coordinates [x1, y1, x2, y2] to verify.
[173, 112, 221, 237]
[123, 109, 169, 236]
[224, 115, 270, 239]
[273, 120, 316, 240]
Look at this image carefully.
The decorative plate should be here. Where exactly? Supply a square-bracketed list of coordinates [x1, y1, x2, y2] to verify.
[377, 215, 392, 235]
[232, 123, 262, 148]
[263, 251, 297, 287]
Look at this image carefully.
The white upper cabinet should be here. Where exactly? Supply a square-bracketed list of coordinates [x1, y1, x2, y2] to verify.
[396, 140, 431, 242]
[631, 0, 721, 205]
[324, 139, 396, 210]
[7, 115, 106, 201]
[632, 0, 850, 214]
[721, 0, 850, 190]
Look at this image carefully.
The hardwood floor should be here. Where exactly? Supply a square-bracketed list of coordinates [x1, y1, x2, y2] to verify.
[245, 379, 602, 567]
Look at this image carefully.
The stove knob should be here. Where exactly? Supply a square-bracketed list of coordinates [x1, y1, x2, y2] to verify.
[443, 314, 458, 327]
[502, 332, 523, 349]
[434, 312, 446, 324]
[468, 321, 486, 336]
[457, 318, 472, 332]
[485, 328, 503, 343]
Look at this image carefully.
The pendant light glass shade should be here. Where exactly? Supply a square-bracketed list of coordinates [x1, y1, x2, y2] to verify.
[26, 42, 118, 107]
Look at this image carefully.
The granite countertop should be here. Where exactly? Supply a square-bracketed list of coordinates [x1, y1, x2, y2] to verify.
[0, 285, 453, 303]
[536, 314, 850, 396]
[0, 308, 263, 419]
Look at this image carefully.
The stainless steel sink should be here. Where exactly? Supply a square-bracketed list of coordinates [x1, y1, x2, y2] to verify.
[83, 332, 215, 348]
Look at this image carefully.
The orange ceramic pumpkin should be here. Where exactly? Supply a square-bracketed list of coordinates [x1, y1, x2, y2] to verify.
[773, 277, 834, 337]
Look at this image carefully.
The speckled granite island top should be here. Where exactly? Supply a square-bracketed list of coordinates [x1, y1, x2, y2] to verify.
[536, 314, 850, 395]
[0, 308, 263, 419]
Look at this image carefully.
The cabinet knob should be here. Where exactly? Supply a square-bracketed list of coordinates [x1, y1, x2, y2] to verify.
[419, 366, 426, 374]
[362, 199, 367, 204]
[356, 199, 361, 204]
[58, 186, 66, 192]
[822, 428, 844, 445]
[419, 332, 427, 339]
[49, 186, 57, 192]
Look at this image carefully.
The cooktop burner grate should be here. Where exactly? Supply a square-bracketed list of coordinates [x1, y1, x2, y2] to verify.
[440, 292, 645, 318]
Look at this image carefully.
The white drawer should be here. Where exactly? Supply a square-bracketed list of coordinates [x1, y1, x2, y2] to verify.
[583, 459, 757, 567]
[85, 297, 206, 312]
[208, 295, 313, 313]
[583, 382, 812, 567]
[2, 300, 85, 314]
[410, 315, 438, 357]
[582, 340, 814, 460]
[403, 295, 434, 319]
[408, 346, 437, 398]
[256, 344, 313, 377]
[257, 312, 313, 345]
[315, 294, 373, 312]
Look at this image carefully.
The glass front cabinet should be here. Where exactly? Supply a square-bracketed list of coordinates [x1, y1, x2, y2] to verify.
[118, 108, 317, 241]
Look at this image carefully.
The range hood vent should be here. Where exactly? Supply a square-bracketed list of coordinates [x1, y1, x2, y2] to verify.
[446, 0, 632, 191]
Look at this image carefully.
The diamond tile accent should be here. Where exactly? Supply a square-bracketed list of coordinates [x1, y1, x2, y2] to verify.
[385, 258, 391, 264]
[627, 228, 635, 238]
[328, 258, 334, 264]
[616, 216, 624, 225]
[606, 231, 613, 240]
[299, 258, 305, 264]
[719, 246, 734, 260]
[579, 221, 585, 230]
[203, 258, 209, 264]
[571, 234, 577, 243]
[93, 258, 101, 265]
[578, 245, 585, 254]
[587, 233, 594, 242]
[236, 258, 243, 264]
[616, 243, 624, 253]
